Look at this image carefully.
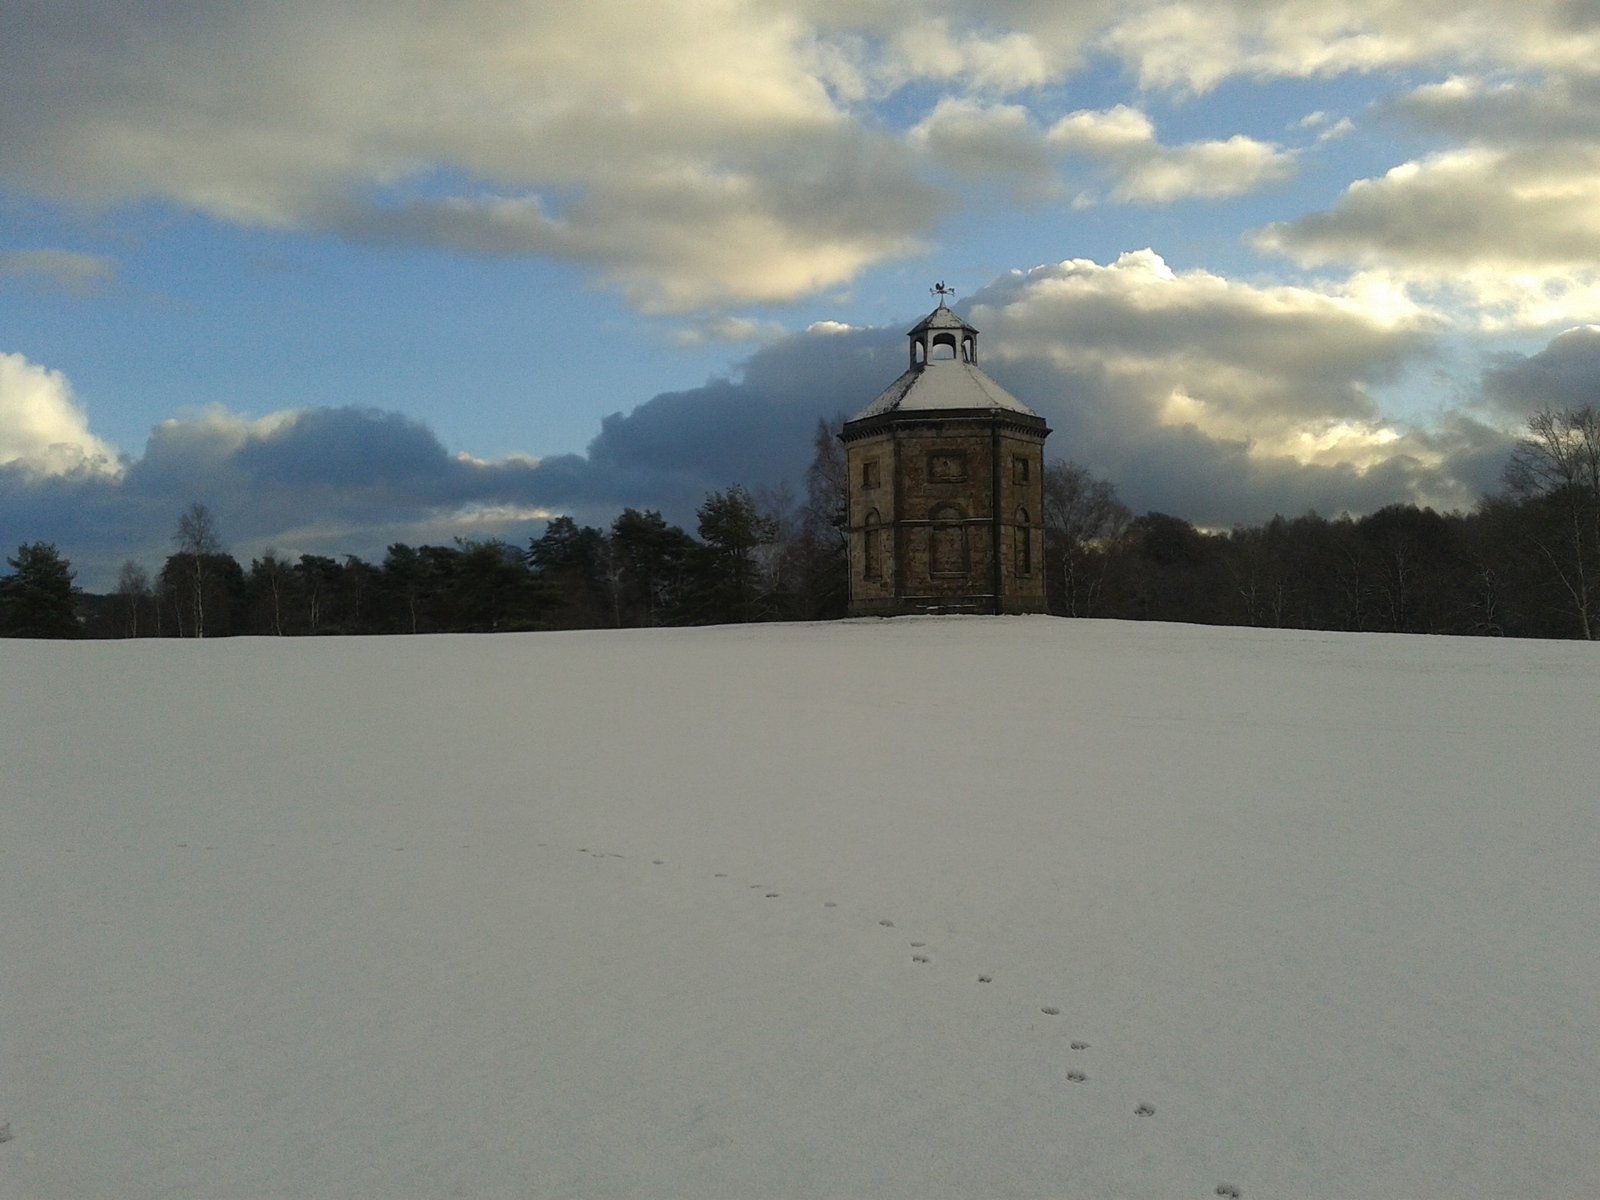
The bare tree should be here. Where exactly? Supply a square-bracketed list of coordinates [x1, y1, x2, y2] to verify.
[113, 560, 152, 637]
[251, 549, 293, 636]
[1042, 460, 1131, 616]
[1504, 405, 1600, 639]
[803, 416, 847, 549]
[172, 502, 223, 638]
[796, 416, 848, 618]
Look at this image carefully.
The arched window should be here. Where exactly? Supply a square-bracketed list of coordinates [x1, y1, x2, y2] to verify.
[930, 332, 957, 360]
[1015, 507, 1033, 576]
[863, 509, 882, 580]
[930, 504, 967, 577]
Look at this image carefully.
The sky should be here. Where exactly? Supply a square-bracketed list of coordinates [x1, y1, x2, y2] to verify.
[6, 0, 1600, 588]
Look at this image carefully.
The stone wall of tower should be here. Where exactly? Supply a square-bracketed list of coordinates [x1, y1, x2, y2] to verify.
[844, 414, 1047, 616]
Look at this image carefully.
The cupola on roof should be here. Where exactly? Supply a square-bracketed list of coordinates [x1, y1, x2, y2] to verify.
[850, 286, 1040, 422]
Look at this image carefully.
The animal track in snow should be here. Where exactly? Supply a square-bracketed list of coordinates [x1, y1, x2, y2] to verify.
[1215, 1185, 1241, 1198]
[552, 840, 1137, 1124]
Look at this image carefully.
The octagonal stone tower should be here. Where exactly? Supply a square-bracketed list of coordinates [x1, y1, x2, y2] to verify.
[841, 291, 1051, 616]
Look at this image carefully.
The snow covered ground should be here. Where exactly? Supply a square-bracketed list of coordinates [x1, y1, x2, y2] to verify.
[3, 616, 1597, 1199]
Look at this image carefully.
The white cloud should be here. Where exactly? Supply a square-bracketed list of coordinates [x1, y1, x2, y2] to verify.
[1315, 117, 1356, 143]
[14, 0, 1568, 314]
[1118, 134, 1296, 203]
[1257, 145, 1600, 328]
[969, 251, 1450, 478]
[1099, 0, 1600, 92]
[908, 98, 1055, 185]
[0, 352, 122, 479]
[910, 100, 1294, 205]
[0, 0, 936, 313]
[1047, 106, 1295, 202]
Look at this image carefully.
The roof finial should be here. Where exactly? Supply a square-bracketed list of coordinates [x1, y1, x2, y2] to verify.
[931, 280, 955, 306]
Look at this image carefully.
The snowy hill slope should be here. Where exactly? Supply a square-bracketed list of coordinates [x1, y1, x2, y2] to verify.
[3, 617, 1597, 1198]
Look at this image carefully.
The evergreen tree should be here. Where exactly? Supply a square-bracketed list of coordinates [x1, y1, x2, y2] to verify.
[691, 485, 777, 623]
[245, 551, 296, 635]
[159, 551, 246, 637]
[0, 542, 82, 637]
[609, 508, 696, 626]
[527, 517, 611, 627]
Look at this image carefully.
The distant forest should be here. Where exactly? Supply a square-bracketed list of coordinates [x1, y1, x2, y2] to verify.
[4, 406, 1600, 641]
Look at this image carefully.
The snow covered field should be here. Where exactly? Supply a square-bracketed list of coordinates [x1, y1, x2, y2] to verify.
[3, 616, 1597, 1199]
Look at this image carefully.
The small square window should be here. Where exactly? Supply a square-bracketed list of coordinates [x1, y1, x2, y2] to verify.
[862, 460, 880, 489]
[1013, 456, 1030, 485]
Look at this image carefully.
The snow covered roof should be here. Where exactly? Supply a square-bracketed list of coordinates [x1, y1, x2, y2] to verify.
[906, 304, 976, 337]
[851, 358, 1041, 421]
[849, 297, 1042, 422]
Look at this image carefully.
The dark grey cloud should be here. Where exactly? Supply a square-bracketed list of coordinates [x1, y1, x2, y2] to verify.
[0, 328, 902, 588]
[1482, 325, 1600, 418]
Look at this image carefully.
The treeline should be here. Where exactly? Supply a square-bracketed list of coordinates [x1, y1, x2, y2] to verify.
[65, 487, 840, 639]
[4, 406, 1598, 641]
[2, 420, 850, 638]
[1042, 405, 1600, 640]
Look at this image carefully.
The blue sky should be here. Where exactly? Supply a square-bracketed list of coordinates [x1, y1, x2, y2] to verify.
[5, 0, 1600, 587]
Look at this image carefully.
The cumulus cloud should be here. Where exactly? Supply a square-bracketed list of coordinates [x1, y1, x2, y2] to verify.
[1257, 144, 1600, 328]
[964, 252, 1451, 478]
[1098, 0, 1600, 92]
[907, 99, 1059, 199]
[7, 1, 1582, 313]
[0, 351, 122, 480]
[1253, 68, 1600, 329]
[0, 0, 950, 313]
[0, 249, 115, 295]
[1047, 106, 1295, 202]
[1399, 72, 1600, 146]
[910, 99, 1293, 205]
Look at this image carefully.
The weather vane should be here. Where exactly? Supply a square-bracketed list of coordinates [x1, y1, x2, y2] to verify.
[931, 280, 955, 304]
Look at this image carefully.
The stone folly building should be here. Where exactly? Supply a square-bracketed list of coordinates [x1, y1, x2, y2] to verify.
[841, 290, 1051, 616]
